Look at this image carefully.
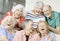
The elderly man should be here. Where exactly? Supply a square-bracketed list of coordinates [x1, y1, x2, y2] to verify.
[26, 1, 45, 28]
[43, 5, 60, 34]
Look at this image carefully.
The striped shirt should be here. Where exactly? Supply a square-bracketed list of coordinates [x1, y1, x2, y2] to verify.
[26, 11, 45, 28]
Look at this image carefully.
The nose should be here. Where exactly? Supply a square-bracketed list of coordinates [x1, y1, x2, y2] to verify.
[40, 26, 44, 28]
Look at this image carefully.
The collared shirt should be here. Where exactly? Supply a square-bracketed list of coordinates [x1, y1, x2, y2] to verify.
[26, 11, 45, 28]
[47, 11, 60, 28]
[0, 26, 15, 41]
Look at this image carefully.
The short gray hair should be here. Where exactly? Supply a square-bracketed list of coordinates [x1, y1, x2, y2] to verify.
[22, 19, 33, 28]
[44, 5, 52, 9]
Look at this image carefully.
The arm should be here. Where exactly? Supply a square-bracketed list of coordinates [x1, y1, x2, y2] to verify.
[49, 26, 60, 34]
[16, 19, 22, 27]
[47, 32, 56, 41]
[49, 13, 60, 34]
[0, 35, 8, 41]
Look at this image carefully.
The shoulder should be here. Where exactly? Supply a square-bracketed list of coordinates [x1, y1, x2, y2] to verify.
[52, 11, 60, 16]
[49, 32, 55, 35]
[49, 32, 55, 38]
[52, 11, 60, 14]
[52, 11, 60, 18]
[26, 10, 34, 16]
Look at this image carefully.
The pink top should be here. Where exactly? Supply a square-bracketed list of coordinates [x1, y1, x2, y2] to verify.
[13, 30, 40, 41]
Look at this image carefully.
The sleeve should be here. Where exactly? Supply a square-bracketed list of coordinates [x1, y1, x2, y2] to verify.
[55, 13, 60, 27]
[0, 27, 9, 41]
[0, 28, 6, 36]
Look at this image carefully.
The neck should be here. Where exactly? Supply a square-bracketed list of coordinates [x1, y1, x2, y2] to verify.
[47, 13, 52, 18]
[41, 32, 48, 38]
[24, 29, 30, 36]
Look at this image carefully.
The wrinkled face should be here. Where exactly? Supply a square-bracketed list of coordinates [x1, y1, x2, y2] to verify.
[4, 18, 13, 29]
[34, 5, 43, 15]
[26, 21, 34, 35]
[14, 8, 23, 18]
[38, 22, 48, 34]
[43, 6, 52, 18]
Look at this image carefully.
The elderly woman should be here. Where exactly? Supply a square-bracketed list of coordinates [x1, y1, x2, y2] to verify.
[0, 4, 25, 31]
[26, 1, 45, 28]
[0, 16, 16, 41]
[36, 20, 56, 41]
[13, 19, 39, 41]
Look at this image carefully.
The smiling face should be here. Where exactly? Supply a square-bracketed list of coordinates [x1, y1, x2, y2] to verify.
[25, 20, 34, 35]
[13, 8, 23, 19]
[34, 5, 43, 15]
[3, 16, 15, 30]
[43, 5, 52, 18]
[38, 21, 48, 34]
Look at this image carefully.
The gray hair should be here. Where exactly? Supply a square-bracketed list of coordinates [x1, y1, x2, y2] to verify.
[12, 4, 24, 14]
[34, 1, 44, 8]
[1, 16, 17, 27]
[44, 5, 52, 9]
[22, 19, 33, 28]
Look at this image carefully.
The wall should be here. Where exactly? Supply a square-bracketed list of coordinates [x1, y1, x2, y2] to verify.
[26, 0, 60, 12]
[0, 0, 25, 14]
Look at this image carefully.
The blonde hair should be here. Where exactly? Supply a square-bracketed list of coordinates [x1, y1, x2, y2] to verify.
[37, 20, 49, 35]
[38, 20, 48, 27]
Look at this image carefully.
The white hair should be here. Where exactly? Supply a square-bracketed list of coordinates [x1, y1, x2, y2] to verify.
[12, 4, 24, 14]
[1, 16, 17, 27]
[34, 1, 44, 8]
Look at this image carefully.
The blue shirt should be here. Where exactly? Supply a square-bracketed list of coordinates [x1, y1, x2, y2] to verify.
[0, 26, 15, 41]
